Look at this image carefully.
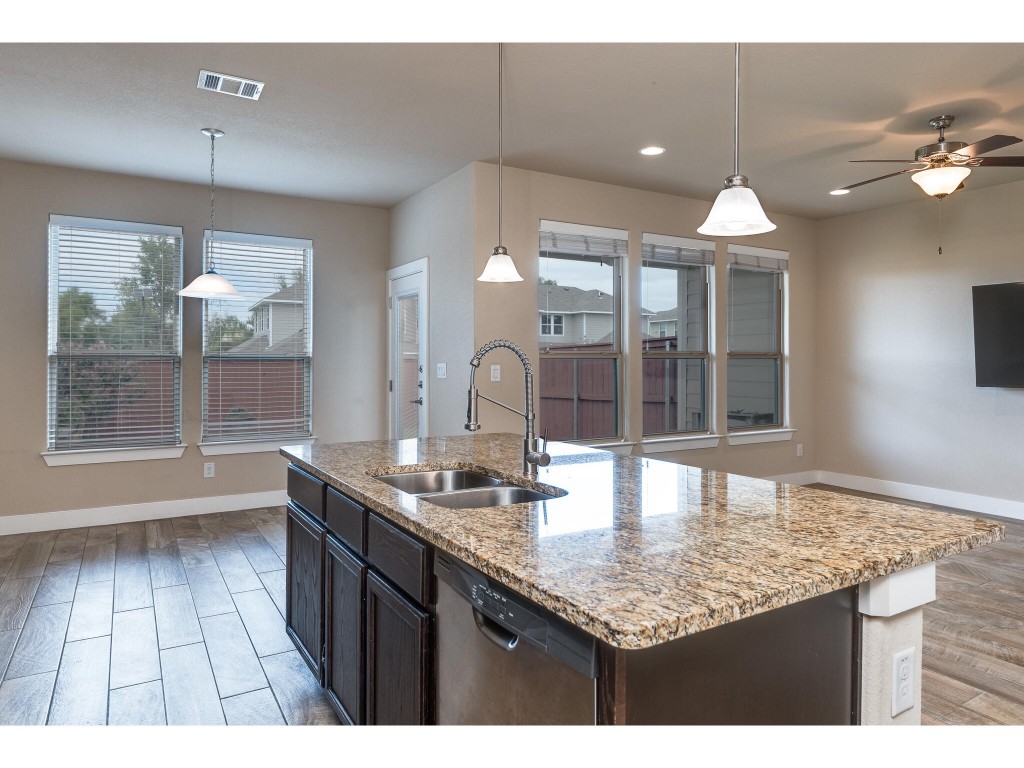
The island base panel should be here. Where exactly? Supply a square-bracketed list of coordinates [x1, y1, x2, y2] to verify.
[598, 587, 859, 725]
[859, 607, 923, 725]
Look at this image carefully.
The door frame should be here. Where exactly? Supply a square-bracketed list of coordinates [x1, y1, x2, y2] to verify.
[386, 258, 429, 440]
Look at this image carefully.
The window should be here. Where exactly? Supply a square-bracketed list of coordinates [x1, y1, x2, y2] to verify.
[47, 215, 182, 451]
[727, 245, 788, 430]
[202, 231, 313, 443]
[540, 313, 564, 336]
[537, 221, 626, 442]
[641, 234, 714, 436]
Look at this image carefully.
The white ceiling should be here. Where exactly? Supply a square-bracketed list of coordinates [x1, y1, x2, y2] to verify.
[2, 42, 1024, 220]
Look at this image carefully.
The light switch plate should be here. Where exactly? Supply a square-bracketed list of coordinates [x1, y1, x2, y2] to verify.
[436, 363, 447, 379]
[490, 364, 501, 382]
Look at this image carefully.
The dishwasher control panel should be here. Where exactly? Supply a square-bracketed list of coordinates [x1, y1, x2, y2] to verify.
[435, 552, 598, 678]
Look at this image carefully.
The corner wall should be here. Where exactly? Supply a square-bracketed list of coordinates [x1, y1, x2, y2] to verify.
[816, 180, 1024, 504]
[389, 164, 476, 438]
[0, 157, 388, 521]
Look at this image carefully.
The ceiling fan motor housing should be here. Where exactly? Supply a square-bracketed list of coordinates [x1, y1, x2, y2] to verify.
[915, 140, 969, 164]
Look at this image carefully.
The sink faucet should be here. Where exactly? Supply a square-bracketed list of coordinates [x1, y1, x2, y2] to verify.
[465, 339, 550, 477]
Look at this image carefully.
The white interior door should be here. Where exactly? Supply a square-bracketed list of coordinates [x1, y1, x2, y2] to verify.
[387, 259, 428, 439]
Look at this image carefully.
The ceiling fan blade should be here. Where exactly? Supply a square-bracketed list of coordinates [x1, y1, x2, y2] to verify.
[953, 135, 1022, 159]
[849, 159, 921, 163]
[971, 156, 1024, 167]
[831, 168, 916, 194]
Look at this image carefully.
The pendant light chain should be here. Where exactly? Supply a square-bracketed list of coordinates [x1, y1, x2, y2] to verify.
[498, 42, 504, 247]
[733, 42, 740, 178]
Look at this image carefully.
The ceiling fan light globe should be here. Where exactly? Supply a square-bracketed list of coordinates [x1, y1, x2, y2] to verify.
[477, 246, 524, 282]
[911, 165, 971, 198]
[697, 185, 777, 236]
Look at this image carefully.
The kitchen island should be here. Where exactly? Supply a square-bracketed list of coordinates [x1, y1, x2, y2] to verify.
[281, 433, 1002, 725]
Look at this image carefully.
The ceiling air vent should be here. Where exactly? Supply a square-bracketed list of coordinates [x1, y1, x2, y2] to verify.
[196, 70, 265, 101]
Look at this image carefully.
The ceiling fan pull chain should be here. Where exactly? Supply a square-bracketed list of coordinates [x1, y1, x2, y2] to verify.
[938, 199, 943, 256]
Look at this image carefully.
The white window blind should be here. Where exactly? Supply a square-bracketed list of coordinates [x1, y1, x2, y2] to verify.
[202, 231, 313, 442]
[47, 215, 183, 450]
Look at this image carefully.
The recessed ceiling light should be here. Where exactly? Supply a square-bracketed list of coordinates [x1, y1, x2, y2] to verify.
[829, 189, 850, 196]
[639, 146, 666, 156]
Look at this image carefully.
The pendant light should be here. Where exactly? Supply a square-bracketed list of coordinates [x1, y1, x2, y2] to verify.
[477, 43, 523, 282]
[697, 44, 776, 237]
[179, 128, 243, 299]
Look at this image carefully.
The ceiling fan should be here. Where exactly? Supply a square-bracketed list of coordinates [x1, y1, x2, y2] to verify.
[830, 115, 1024, 198]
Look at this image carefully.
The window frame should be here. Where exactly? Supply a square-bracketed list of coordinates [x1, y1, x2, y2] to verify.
[726, 245, 788, 433]
[539, 312, 565, 337]
[44, 215, 184, 459]
[640, 234, 715, 438]
[199, 229, 314, 450]
[537, 221, 626, 444]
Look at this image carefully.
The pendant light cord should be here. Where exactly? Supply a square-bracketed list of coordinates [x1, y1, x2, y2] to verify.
[209, 131, 217, 270]
[733, 42, 740, 178]
[498, 42, 504, 247]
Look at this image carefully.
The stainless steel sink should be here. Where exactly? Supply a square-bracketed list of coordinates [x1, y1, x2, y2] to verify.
[419, 485, 560, 509]
[374, 469, 503, 495]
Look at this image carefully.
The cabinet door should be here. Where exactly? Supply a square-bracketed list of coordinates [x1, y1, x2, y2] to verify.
[286, 502, 325, 683]
[365, 571, 430, 725]
[325, 536, 366, 725]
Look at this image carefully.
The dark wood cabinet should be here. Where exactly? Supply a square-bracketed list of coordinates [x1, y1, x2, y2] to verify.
[286, 465, 434, 725]
[365, 570, 431, 725]
[286, 502, 325, 683]
[325, 536, 367, 725]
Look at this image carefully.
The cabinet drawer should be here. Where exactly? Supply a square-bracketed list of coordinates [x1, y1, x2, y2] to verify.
[326, 486, 367, 555]
[288, 464, 325, 520]
[366, 513, 431, 607]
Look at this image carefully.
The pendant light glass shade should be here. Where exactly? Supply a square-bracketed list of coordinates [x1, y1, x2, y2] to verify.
[697, 177, 777, 236]
[477, 44, 524, 283]
[478, 246, 523, 282]
[698, 44, 776, 237]
[179, 128, 243, 300]
[911, 165, 970, 198]
[178, 268, 243, 299]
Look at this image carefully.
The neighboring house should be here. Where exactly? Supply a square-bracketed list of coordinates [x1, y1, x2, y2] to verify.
[538, 284, 654, 347]
[236, 283, 305, 352]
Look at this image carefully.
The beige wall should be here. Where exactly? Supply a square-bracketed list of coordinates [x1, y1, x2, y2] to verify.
[816, 180, 1024, 503]
[471, 162, 820, 479]
[389, 164, 476, 438]
[0, 158, 388, 518]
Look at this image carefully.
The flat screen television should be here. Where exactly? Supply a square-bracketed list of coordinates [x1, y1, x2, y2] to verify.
[973, 282, 1024, 387]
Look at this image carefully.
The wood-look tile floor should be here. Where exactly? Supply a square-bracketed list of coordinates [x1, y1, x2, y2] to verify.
[811, 485, 1024, 726]
[0, 508, 339, 726]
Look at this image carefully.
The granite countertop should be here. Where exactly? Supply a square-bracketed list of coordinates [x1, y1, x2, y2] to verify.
[281, 433, 1003, 650]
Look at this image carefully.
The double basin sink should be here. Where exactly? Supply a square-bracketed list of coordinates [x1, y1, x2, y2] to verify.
[373, 469, 563, 509]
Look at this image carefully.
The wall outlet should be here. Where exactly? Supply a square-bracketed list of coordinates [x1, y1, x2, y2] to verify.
[892, 647, 915, 716]
[490, 364, 501, 382]
[203, 462, 215, 479]
[796, 443, 804, 457]
[436, 363, 447, 379]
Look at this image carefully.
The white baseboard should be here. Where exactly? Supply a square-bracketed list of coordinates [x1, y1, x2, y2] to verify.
[764, 470, 821, 486]
[764, 469, 1024, 522]
[0, 490, 289, 536]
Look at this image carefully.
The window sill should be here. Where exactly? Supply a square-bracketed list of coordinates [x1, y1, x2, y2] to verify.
[198, 437, 317, 456]
[42, 444, 187, 466]
[726, 428, 796, 446]
[641, 434, 722, 453]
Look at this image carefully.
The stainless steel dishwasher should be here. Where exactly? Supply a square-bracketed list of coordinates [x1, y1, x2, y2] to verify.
[434, 552, 598, 724]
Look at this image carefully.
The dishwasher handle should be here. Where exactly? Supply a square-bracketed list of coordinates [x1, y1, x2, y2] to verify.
[473, 608, 519, 651]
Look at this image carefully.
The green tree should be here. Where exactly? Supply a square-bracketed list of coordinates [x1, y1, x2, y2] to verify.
[540, 277, 558, 286]
[108, 236, 179, 351]
[206, 314, 254, 353]
[56, 287, 106, 345]
[276, 267, 306, 292]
